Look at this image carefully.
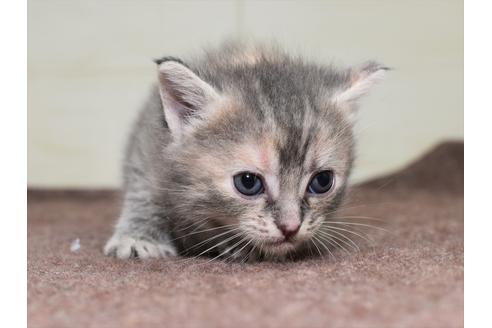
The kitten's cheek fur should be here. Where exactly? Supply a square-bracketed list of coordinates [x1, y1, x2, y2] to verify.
[104, 235, 177, 259]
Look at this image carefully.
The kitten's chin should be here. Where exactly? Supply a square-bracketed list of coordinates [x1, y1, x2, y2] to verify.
[259, 238, 298, 255]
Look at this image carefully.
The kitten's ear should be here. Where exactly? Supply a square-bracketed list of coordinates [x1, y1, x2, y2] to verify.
[332, 61, 389, 109]
[157, 59, 220, 137]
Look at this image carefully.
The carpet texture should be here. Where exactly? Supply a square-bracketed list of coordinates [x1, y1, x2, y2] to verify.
[28, 142, 464, 328]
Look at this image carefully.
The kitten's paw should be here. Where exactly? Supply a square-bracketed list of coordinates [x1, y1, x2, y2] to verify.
[104, 235, 177, 259]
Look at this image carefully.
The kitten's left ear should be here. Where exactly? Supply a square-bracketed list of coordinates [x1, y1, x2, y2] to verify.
[156, 58, 221, 138]
[332, 61, 389, 107]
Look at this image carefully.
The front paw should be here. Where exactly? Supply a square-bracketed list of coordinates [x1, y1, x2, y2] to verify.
[104, 234, 177, 259]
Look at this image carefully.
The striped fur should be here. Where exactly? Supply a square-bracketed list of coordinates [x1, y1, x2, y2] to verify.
[104, 42, 386, 261]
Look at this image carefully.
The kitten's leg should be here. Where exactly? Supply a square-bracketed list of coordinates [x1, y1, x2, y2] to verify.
[104, 191, 177, 259]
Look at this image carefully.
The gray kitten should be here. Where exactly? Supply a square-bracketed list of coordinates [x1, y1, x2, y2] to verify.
[104, 42, 387, 262]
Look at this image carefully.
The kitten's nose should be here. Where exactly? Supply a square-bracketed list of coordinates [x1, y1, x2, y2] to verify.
[278, 222, 300, 240]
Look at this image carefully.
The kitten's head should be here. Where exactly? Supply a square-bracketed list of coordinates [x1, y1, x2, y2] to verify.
[157, 49, 386, 258]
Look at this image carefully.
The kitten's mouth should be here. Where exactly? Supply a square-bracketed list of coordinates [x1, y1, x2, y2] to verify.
[265, 240, 286, 246]
[262, 238, 297, 252]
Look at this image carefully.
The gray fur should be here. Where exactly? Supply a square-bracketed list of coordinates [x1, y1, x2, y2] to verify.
[104, 42, 386, 261]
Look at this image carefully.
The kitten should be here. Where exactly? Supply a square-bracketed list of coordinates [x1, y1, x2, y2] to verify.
[104, 42, 387, 262]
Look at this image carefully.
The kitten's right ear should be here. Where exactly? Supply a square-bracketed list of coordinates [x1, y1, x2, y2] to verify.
[156, 59, 220, 138]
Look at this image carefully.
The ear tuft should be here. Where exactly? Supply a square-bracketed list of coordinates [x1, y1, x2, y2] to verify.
[333, 61, 389, 105]
[157, 60, 220, 138]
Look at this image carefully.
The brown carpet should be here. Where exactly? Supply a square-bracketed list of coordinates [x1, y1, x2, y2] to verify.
[27, 142, 464, 328]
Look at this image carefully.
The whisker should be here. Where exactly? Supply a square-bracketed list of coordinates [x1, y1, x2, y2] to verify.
[315, 233, 351, 256]
[180, 227, 243, 255]
[318, 227, 361, 252]
[323, 221, 391, 233]
[174, 217, 211, 233]
[224, 238, 253, 263]
[316, 229, 356, 254]
[206, 237, 249, 264]
[333, 215, 386, 222]
[321, 224, 376, 245]
[170, 224, 240, 242]
[307, 242, 315, 258]
[323, 201, 399, 216]
[241, 243, 257, 263]
[310, 238, 323, 258]
[179, 232, 244, 264]
[312, 235, 336, 260]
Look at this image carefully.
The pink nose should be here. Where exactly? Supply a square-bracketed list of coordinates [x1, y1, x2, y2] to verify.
[278, 223, 300, 240]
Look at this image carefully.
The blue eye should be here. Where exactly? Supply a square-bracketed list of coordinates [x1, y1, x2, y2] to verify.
[233, 172, 264, 196]
[307, 170, 334, 194]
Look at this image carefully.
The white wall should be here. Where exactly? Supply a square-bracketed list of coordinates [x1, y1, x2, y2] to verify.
[28, 0, 463, 188]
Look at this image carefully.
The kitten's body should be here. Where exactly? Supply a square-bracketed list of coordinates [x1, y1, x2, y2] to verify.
[105, 43, 386, 261]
